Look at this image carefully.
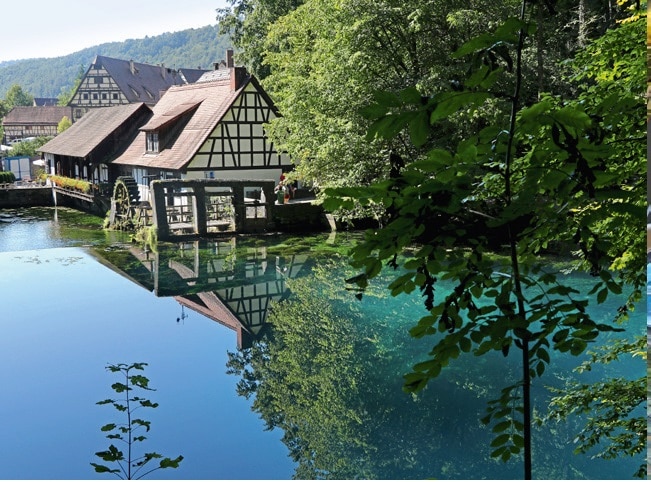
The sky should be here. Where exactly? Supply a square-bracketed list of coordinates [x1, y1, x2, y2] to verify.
[0, 0, 229, 63]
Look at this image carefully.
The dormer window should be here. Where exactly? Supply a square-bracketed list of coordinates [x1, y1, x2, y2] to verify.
[140, 101, 202, 155]
[146, 132, 159, 153]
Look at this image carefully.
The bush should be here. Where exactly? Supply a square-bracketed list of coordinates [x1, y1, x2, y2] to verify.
[0, 171, 16, 184]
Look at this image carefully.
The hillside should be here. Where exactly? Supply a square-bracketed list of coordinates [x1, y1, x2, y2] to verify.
[0, 25, 232, 99]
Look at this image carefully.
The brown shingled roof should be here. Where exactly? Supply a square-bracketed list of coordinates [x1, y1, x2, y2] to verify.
[39, 103, 152, 158]
[113, 73, 248, 171]
[3, 106, 73, 125]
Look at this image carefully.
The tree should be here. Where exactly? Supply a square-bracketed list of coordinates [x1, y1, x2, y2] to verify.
[1, 84, 33, 144]
[260, 0, 522, 195]
[216, 0, 305, 79]
[8, 136, 51, 158]
[58, 64, 85, 106]
[4, 83, 34, 107]
[323, 2, 645, 479]
[57, 116, 72, 134]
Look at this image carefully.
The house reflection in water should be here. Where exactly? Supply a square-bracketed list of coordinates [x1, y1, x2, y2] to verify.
[92, 238, 311, 349]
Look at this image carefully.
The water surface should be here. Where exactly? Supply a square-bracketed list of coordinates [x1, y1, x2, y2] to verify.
[0, 207, 644, 479]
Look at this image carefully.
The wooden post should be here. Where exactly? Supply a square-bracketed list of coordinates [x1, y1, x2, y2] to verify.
[150, 181, 170, 240]
[192, 184, 207, 236]
[231, 182, 245, 233]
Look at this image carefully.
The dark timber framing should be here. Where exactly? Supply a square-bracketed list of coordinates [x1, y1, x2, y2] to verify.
[189, 89, 286, 172]
[150, 179, 276, 240]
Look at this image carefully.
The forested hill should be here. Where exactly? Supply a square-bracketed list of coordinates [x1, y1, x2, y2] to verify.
[0, 25, 232, 99]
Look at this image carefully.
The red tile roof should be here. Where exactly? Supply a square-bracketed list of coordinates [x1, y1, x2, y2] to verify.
[113, 73, 248, 171]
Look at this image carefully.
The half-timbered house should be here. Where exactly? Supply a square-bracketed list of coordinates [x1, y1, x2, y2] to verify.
[2, 106, 73, 143]
[67, 55, 207, 122]
[39, 103, 152, 183]
[111, 59, 292, 202]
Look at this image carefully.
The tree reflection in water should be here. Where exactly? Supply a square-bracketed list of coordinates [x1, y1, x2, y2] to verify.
[226, 258, 642, 480]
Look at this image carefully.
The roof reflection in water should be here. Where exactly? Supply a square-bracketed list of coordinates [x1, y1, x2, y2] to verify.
[91, 237, 311, 348]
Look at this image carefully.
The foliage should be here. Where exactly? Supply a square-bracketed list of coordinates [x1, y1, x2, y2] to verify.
[226, 257, 639, 479]
[91, 363, 183, 480]
[233, 0, 629, 200]
[227, 260, 515, 479]
[0, 171, 16, 183]
[58, 64, 85, 106]
[259, 0, 524, 196]
[8, 136, 52, 158]
[0, 26, 232, 98]
[57, 116, 72, 134]
[0, 84, 35, 129]
[323, 5, 645, 479]
[4, 83, 34, 107]
[217, 0, 305, 79]
[541, 336, 646, 479]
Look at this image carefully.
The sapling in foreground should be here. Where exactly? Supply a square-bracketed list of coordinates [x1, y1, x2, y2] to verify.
[91, 362, 183, 479]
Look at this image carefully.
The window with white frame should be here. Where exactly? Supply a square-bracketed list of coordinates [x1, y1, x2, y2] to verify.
[146, 132, 159, 153]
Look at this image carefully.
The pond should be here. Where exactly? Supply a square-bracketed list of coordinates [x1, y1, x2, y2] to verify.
[0, 207, 644, 479]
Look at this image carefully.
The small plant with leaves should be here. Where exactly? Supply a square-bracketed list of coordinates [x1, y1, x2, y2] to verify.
[91, 362, 183, 479]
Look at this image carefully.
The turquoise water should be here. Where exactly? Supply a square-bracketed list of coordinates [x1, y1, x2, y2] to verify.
[0, 207, 644, 479]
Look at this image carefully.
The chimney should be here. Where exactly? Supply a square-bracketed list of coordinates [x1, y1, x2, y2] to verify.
[226, 49, 246, 90]
[213, 62, 220, 71]
[160, 63, 166, 79]
[129, 59, 136, 75]
[230, 67, 247, 91]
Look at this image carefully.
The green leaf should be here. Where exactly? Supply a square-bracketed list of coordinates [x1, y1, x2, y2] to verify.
[490, 433, 510, 447]
[512, 434, 525, 448]
[132, 419, 152, 432]
[90, 463, 120, 474]
[95, 445, 123, 462]
[159, 455, 184, 469]
[372, 89, 402, 107]
[100, 423, 117, 432]
[430, 92, 491, 123]
[398, 86, 423, 105]
[111, 382, 129, 393]
[403, 372, 428, 393]
[459, 337, 472, 353]
[536, 347, 550, 364]
[570, 339, 587, 356]
[492, 420, 511, 433]
[359, 103, 389, 120]
[409, 110, 431, 147]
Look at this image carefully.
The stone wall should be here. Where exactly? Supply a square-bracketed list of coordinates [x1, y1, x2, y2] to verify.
[272, 201, 331, 232]
[0, 186, 54, 208]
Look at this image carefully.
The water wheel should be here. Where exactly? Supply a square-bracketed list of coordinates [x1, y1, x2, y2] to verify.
[109, 176, 140, 230]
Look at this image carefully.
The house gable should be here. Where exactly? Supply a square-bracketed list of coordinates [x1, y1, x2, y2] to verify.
[112, 67, 292, 185]
[68, 57, 130, 121]
[68, 56, 208, 122]
[188, 82, 290, 172]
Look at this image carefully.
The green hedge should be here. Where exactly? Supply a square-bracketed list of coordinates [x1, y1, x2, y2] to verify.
[0, 171, 16, 183]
